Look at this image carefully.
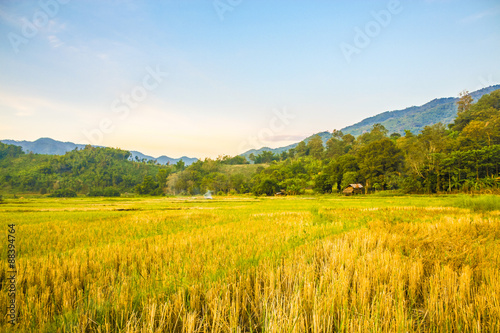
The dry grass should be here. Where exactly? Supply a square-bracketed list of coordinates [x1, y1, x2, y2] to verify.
[0, 196, 499, 332]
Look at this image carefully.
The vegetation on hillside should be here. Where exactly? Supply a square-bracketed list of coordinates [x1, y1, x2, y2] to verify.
[1, 90, 499, 196]
[341, 84, 500, 136]
[172, 90, 500, 195]
[0, 145, 167, 196]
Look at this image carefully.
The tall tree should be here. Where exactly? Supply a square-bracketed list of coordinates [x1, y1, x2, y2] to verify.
[325, 137, 343, 159]
[357, 123, 388, 145]
[175, 159, 186, 171]
[294, 141, 308, 157]
[451, 89, 500, 132]
[358, 138, 403, 191]
[307, 135, 324, 159]
[457, 90, 473, 115]
[156, 169, 170, 190]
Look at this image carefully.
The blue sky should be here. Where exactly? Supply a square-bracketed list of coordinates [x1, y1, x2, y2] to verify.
[1, 0, 499, 159]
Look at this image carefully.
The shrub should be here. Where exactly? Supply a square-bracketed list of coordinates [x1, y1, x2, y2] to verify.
[88, 188, 121, 197]
[88, 189, 104, 197]
[104, 188, 121, 197]
[313, 174, 333, 194]
[150, 187, 164, 196]
[253, 178, 280, 196]
[49, 189, 77, 198]
[135, 176, 161, 195]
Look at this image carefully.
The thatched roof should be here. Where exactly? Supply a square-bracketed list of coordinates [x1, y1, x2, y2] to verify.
[343, 184, 364, 195]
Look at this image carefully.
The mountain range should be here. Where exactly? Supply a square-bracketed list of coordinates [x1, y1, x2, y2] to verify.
[3, 85, 499, 162]
[240, 85, 500, 158]
[0, 138, 198, 166]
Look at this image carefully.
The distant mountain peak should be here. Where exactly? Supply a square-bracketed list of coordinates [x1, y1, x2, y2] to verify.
[0, 138, 198, 166]
[341, 84, 500, 136]
[240, 84, 500, 157]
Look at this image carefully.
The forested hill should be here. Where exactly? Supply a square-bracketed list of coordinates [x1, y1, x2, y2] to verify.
[1, 89, 499, 196]
[239, 131, 332, 160]
[341, 85, 500, 136]
[240, 85, 500, 157]
[0, 144, 177, 196]
[175, 89, 500, 196]
[0, 137, 197, 166]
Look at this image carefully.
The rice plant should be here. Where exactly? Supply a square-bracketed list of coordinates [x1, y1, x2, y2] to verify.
[0, 195, 498, 332]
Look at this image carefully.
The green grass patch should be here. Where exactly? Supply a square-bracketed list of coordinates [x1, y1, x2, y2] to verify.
[452, 194, 500, 212]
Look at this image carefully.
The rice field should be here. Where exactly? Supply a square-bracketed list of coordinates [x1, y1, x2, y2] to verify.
[1, 195, 499, 332]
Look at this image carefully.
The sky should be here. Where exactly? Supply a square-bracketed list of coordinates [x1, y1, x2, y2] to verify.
[0, 0, 499, 159]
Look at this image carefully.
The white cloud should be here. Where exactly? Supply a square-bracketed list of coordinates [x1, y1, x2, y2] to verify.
[48, 35, 64, 48]
[47, 19, 67, 34]
[460, 6, 500, 23]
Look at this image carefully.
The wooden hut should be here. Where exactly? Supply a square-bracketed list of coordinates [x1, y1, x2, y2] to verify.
[343, 184, 364, 195]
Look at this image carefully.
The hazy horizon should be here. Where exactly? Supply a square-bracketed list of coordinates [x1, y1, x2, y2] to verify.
[1, 0, 499, 158]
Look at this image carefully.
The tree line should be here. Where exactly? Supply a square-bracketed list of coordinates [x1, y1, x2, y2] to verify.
[0, 145, 168, 196]
[1, 90, 498, 196]
[171, 89, 500, 195]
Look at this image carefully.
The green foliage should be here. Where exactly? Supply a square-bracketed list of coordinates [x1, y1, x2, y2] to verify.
[88, 188, 121, 197]
[252, 150, 279, 163]
[456, 90, 473, 115]
[325, 137, 344, 159]
[0, 142, 25, 159]
[453, 195, 500, 212]
[218, 155, 249, 165]
[341, 171, 362, 190]
[307, 135, 324, 159]
[313, 173, 334, 193]
[156, 169, 170, 189]
[1, 90, 499, 197]
[358, 123, 388, 145]
[0, 145, 166, 195]
[175, 160, 186, 172]
[292, 141, 308, 157]
[390, 132, 402, 140]
[49, 189, 77, 197]
[135, 176, 163, 195]
[451, 89, 500, 132]
[171, 159, 260, 195]
[310, 206, 335, 226]
[358, 137, 403, 190]
[342, 85, 500, 137]
[254, 178, 280, 196]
